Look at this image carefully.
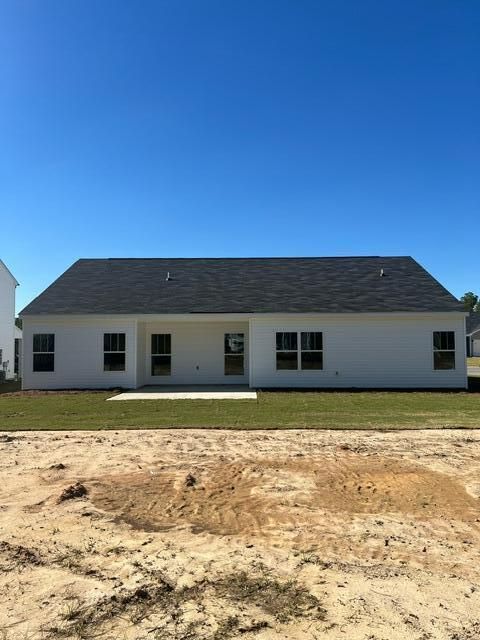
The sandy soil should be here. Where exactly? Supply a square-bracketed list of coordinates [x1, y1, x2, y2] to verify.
[1, 429, 480, 640]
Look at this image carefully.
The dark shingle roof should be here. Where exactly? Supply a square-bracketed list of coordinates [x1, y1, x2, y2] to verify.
[20, 256, 463, 315]
[466, 312, 480, 335]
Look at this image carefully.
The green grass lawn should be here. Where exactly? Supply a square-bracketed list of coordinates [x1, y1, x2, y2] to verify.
[1, 389, 480, 430]
[468, 357, 480, 367]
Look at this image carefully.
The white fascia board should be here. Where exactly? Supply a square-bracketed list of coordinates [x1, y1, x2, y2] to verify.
[0, 259, 19, 286]
[20, 311, 467, 323]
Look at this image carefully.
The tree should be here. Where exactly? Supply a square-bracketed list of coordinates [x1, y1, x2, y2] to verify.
[460, 292, 478, 312]
[15, 318, 22, 330]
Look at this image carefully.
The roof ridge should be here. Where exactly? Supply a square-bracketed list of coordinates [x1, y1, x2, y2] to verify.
[77, 255, 413, 261]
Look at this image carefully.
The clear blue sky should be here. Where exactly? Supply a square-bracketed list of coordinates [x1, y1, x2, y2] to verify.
[1, 0, 478, 312]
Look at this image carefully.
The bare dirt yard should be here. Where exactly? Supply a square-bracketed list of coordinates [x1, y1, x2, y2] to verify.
[1, 429, 480, 640]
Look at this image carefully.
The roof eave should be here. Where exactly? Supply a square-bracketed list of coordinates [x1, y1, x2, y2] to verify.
[0, 259, 19, 286]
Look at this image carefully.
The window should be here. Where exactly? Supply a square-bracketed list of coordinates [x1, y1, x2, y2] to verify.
[225, 333, 244, 375]
[433, 331, 455, 370]
[104, 333, 126, 371]
[301, 332, 323, 370]
[276, 332, 298, 370]
[151, 334, 171, 376]
[33, 334, 55, 372]
[276, 331, 324, 371]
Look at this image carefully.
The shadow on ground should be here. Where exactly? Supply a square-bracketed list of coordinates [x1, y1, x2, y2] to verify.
[0, 380, 21, 395]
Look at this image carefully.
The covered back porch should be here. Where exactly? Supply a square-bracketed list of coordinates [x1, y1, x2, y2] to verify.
[135, 319, 250, 387]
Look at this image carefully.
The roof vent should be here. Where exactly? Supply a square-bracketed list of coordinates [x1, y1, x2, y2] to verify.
[166, 271, 172, 281]
[380, 268, 385, 277]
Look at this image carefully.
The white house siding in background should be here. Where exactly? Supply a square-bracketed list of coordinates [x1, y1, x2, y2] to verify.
[471, 332, 480, 357]
[249, 313, 467, 389]
[0, 260, 18, 380]
[21, 312, 467, 389]
[22, 317, 138, 389]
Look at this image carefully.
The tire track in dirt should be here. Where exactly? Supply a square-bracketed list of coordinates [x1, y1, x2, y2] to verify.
[90, 454, 480, 542]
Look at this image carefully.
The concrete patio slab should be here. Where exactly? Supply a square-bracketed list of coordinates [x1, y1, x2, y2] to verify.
[107, 385, 257, 400]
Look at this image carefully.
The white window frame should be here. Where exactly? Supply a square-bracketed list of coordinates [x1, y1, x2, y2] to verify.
[276, 331, 324, 372]
[151, 333, 172, 376]
[224, 333, 245, 376]
[300, 332, 323, 370]
[103, 333, 126, 372]
[432, 331, 456, 371]
[33, 333, 55, 373]
[275, 332, 299, 371]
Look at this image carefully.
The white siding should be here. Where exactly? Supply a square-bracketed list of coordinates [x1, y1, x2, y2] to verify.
[141, 321, 249, 385]
[21, 313, 467, 390]
[473, 339, 480, 357]
[22, 317, 137, 390]
[0, 262, 16, 379]
[250, 314, 467, 389]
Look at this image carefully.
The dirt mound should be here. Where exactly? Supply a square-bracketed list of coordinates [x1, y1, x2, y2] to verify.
[49, 463, 66, 470]
[91, 455, 479, 539]
[58, 482, 88, 503]
[0, 541, 43, 571]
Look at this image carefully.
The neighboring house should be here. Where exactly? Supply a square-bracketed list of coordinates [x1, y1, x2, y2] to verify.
[0, 259, 19, 380]
[14, 325, 23, 377]
[466, 312, 480, 357]
[20, 256, 467, 390]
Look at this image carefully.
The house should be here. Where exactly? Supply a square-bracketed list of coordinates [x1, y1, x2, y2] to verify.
[14, 325, 23, 377]
[0, 259, 19, 381]
[19, 256, 467, 390]
[466, 312, 480, 357]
